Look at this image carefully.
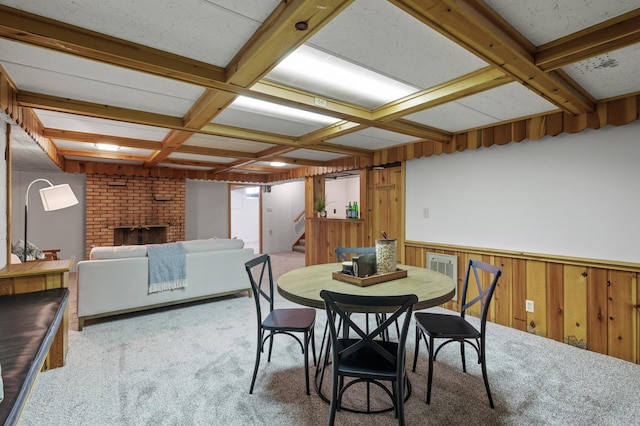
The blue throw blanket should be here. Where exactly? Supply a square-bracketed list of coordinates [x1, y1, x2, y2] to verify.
[147, 242, 187, 293]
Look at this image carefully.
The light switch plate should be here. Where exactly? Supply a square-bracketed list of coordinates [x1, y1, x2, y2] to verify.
[525, 300, 534, 313]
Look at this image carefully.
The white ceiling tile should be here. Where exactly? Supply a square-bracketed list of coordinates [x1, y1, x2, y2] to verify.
[0, 0, 281, 66]
[457, 83, 558, 121]
[212, 107, 326, 137]
[306, 0, 487, 88]
[34, 110, 169, 140]
[330, 128, 417, 150]
[562, 44, 640, 100]
[0, 39, 203, 117]
[404, 83, 558, 132]
[484, 0, 639, 46]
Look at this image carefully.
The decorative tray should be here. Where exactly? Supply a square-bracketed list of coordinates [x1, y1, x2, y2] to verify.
[332, 268, 408, 287]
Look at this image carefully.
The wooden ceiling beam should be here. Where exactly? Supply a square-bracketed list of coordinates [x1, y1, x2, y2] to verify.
[253, 80, 453, 141]
[176, 145, 259, 160]
[43, 129, 161, 150]
[18, 91, 298, 146]
[56, 148, 146, 162]
[390, 0, 595, 115]
[297, 121, 366, 146]
[18, 91, 184, 129]
[0, 5, 227, 88]
[536, 9, 640, 71]
[373, 67, 510, 121]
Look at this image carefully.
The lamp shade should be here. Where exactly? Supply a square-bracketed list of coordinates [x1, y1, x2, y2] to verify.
[38, 184, 79, 211]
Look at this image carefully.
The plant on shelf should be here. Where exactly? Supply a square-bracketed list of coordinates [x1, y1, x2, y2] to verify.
[314, 196, 330, 217]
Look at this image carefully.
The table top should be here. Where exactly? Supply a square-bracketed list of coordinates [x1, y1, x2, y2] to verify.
[277, 263, 455, 312]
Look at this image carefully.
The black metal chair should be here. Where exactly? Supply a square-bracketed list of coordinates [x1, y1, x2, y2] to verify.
[244, 254, 317, 395]
[320, 290, 418, 426]
[412, 258, 502, 408]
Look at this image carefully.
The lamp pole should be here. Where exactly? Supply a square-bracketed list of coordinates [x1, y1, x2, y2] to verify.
[23, 178, 54, 262]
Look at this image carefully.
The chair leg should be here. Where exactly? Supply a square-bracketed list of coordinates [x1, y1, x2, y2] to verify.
[327, 371, 339, 426]
[396, 379, 405, 426]
[250, 329, 263, 394]
[267, 331, 275, 362]
[426, 336, 435, 404]
[412, 325, 420, 372]
[311, 327, 317, 366]
[460, 340, 467, 372]
[480, 346, 495, 408]
[304, 330, 311, 395]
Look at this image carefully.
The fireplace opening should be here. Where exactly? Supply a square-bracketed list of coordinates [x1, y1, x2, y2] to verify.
[113, 225, 168, 245]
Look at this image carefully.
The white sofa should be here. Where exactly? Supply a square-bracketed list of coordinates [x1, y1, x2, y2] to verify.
[76, 238, 254, 329]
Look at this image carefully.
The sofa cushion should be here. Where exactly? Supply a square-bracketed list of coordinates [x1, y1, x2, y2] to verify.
[181, 238, 244, 253]
[90, 245, 148, 260]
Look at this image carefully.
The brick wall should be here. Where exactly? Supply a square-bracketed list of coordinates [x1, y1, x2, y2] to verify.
[85, 175, 185, 257]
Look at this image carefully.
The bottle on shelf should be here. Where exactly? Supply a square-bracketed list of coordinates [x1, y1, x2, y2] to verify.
[347, 202, 352, 218]
[353, 201, 358, 219]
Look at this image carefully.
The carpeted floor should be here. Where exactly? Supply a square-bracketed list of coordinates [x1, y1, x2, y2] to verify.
[20, 252, 640, 425]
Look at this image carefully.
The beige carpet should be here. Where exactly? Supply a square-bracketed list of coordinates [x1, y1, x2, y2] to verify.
[20, 251, 640, 425]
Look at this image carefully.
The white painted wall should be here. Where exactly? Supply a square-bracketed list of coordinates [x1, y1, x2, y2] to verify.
[185, 179, 229, 240]
[406, 120, 640, 263]
[261, 180, 305, 253]
[11, 170, 85, 269]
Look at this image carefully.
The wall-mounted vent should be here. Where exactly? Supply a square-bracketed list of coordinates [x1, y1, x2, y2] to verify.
[426, 252, 458, 301]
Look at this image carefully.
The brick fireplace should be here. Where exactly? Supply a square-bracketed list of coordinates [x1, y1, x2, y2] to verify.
[85, 174, 185, 257]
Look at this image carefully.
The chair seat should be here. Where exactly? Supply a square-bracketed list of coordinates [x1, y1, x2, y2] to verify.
[336, 338, 398, 379]
[263, 308, 316, 331]
[415, 312, 480, 339]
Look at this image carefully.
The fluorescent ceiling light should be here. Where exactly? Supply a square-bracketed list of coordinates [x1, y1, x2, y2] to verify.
[231, 96, 339, 126]
[270, 161, 286, 167]
[95, 143, 120, 151]
[268, 45, 419, 107]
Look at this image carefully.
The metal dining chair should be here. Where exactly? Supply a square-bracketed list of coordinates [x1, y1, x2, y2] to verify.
[412, 258, 502, 408]
[244, 254, 317, 395]
[320, 290, 418, 426]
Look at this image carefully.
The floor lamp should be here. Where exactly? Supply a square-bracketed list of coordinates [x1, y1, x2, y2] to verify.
[23, 179, 79, 262]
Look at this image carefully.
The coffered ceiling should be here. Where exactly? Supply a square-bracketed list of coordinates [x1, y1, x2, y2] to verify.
[1, 0, 639, 181]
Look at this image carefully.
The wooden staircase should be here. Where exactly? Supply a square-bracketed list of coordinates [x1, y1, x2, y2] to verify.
[292, 234, 305, 253]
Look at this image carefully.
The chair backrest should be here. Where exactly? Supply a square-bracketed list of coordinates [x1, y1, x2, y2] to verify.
[320, 290, 418, 373]
[335, 246, 375, 262]
[245, 254, 275, 322]
[459, 259, 502, 333]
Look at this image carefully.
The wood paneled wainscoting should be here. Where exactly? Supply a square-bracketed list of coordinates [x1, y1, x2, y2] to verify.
[305, 218, 367, 265]
[404, 241, 640, 365]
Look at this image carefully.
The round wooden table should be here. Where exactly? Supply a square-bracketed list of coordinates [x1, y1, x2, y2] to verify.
[277, 263, 456, 311]
[277, 263, 456, 413]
